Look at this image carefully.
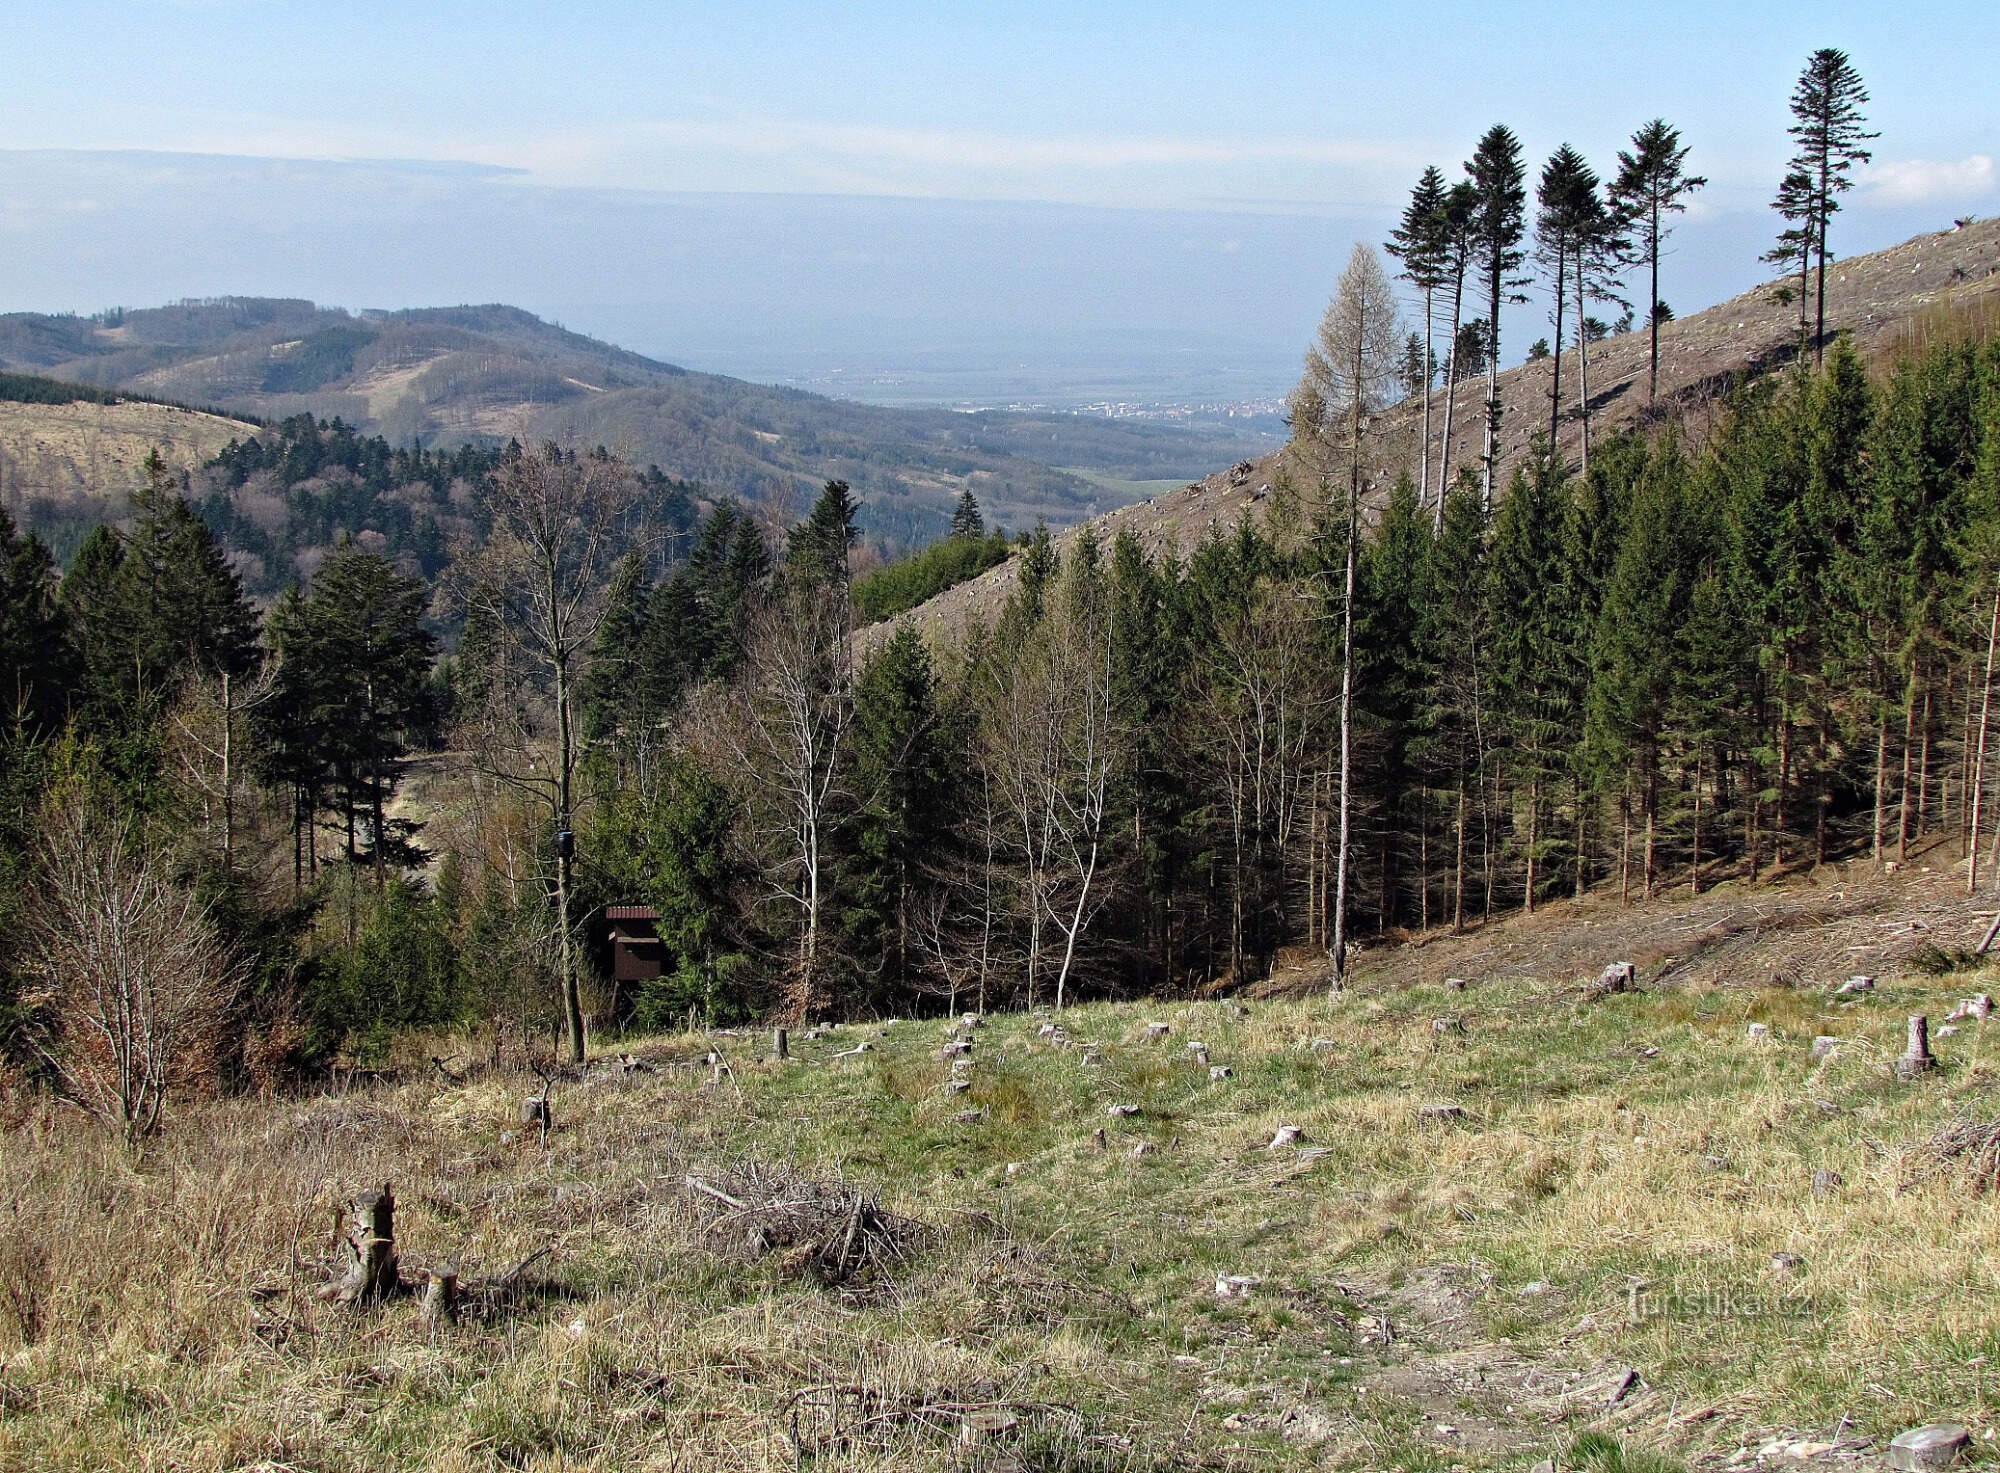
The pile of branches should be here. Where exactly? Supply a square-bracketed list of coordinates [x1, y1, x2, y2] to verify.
[1901, 1117, 2000, 1193]
[781, 1379, 1087, 1460]
[683, 1161, 935, 1290]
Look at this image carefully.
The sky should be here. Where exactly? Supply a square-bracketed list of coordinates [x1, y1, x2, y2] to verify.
[1, 1, 1994, 402]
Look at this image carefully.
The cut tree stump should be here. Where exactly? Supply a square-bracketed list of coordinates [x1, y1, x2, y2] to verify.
[334, 1186, 399, 1306]
[771, 1027, 789, 1061]
[1812, 1169, 1844, 1199]
[1894, 1015, 1938, 1080]
[1144, 1022, 1172, 1041]
[1588, 962, 1637, 999]
[422, 1269, 458, 1328]
[1888, 1425, 1971, 1472]
[1810, 1036, 1840, 1060]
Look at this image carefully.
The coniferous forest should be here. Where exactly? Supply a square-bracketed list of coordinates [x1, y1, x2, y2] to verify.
[3, 325, 1999, 1102]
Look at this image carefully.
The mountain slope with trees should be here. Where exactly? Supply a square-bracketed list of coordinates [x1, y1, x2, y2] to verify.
[878, 215, 2000, 645]
[0, 299, 1282, 545]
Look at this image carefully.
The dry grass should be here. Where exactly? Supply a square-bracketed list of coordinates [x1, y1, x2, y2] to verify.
[5, 906, 2000, 1470]
[0, 399, 253, 507]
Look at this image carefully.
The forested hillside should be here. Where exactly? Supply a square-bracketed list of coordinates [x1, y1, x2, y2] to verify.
[1, 322, 1995, 1098]
[0, 298, 1282, 545]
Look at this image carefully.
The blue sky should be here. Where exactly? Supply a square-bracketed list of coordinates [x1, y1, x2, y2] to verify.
[1, 1, 1993, 398]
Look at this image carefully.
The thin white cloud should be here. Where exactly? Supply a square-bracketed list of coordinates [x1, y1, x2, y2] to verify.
[1863, 154, 1996, 206]
[439, 116, 1427, 210]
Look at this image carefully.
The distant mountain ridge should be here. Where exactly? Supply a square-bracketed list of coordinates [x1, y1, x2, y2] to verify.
[0, 297, 1282, 544]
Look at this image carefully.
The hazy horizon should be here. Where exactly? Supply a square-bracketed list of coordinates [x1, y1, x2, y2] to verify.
[3, 3, 1993, 411]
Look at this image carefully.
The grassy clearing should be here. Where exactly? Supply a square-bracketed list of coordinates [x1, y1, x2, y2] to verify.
[1057, 469, 1193, 506]
[4, 957, 2000, 1471]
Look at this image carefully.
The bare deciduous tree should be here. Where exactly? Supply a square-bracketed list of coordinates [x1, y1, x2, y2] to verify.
[977, 545, 1121, 1011]
[459, 443, 644, 1062]
[725, 578, 854, 1021]
[23, 811, 244, 1143]
[1289, 242, 1403, 988]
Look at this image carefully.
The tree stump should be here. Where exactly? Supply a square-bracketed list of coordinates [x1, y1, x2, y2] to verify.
[1144, 1022, 1172, 1041]
[1209, 1065, 1233, 1081]
[1444, 977, 1468, 992]
[339, 1186, 399, 1305]
[1837, 974, 1874, 995]
[1746, 1022, 1771, 1041]
[1894, 1014, 1938, 1080]
[1810, 1036, 1840, 1061]
[1811, 1168, 1844, 1199]
[422, 1269, 459, 1329]
[1588, 962, 1636, 999]
[1887, 1425, 1970, 1472]
[771, 1027, 789, 1061]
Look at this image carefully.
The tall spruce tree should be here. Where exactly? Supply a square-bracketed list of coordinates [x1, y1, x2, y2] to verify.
[1610, 120, 1706, 401]
[1534, 146, 1599, 448]
[1467, 125, 1529, 512]
[1779, 48, 1876, 365]
[847, 625, 952, 1007]
[1386, 167, 1453, 510]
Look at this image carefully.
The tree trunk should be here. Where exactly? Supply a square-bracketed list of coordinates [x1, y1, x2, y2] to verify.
[1899, 660, 1920, 865]
[1331, 496, 1357, 988]
[1576, 249, 1594, 475]
[1970, 586, 1998, 895]
[1437, 270, 1466, 532]
[1548, 236, 1567, 447]
[555, 654, 584, 1063]
[1647, 201, 1663, 401]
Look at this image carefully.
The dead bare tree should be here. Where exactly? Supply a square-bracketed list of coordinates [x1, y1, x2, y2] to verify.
[22, 809, 245, 1143]
[458, 443, 644, 1062]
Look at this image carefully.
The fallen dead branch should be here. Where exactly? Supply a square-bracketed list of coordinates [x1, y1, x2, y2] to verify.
[1901, 1117, 2000, 1193]
[781, 1380, 1088, 1458]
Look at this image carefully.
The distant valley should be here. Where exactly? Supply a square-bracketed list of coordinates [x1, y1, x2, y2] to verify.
[0, 298, 1284, 547]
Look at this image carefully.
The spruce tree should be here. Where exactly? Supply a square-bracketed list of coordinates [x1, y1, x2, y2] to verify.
[1610, 120, 1706, 401]
[1386, 166, 1452, 509]
[0, 510, 72, 740]
[1534, 145, 1598, 448]
[1780, 48, 1877, 365]
[847, 625, 951, 1006]
[1467, 125, 1529, 511]
[949, 489, 985, 540]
